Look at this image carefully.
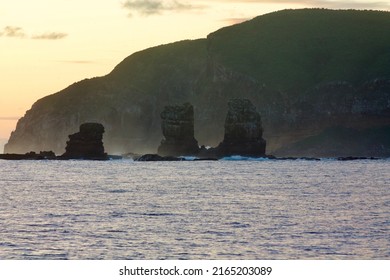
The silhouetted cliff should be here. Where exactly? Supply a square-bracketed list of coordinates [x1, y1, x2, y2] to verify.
[5, 9, 390, 157]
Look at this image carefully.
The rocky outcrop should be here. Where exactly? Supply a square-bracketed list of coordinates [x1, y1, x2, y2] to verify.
[136, 154, 184, 161]
[0, 151, 56, 160]
[214, 99, 266, 157]
[4, 10, 390, 157]
[157, 103, 200, 156]
[60, 123, 108, 160]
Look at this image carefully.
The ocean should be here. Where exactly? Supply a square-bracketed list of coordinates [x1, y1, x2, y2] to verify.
[0, 158, 389, 260]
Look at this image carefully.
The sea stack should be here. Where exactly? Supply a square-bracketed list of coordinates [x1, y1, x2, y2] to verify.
[61, 123, 108, 160]
[158, 103, 200, 156]
[216, 99, 266, 157]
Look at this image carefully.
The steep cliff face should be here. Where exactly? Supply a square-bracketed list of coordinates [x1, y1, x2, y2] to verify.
[5, 9, 390, 157]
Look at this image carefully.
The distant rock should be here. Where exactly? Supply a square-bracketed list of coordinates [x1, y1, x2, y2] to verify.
[136, 154, 184, 161]
[0, 151, 56, 160]
[60, 123, 108, 160]
[214, 99, 266, 157]
[157, 103, 200, 156]
[121, 152, 142, 160]
[36, 151, 56, 159]
[337, 156, 380, 161]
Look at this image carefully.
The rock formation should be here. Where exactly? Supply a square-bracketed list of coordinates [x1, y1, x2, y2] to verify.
[4, 10, 390, 157]
[61, 123, 108, 160]
[215, 99, 266, 157]
[0, 151, 56, 160]
[136, 154, 184, 161]
[157, 103, 200, 156]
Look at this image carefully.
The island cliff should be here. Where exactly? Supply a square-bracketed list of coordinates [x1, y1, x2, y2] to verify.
[4, 9, 390, 157]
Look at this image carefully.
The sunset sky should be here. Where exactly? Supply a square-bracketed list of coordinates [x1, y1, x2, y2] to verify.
[1, 0, 389, 149]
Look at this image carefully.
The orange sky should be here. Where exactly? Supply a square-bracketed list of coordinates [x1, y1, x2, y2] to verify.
[1, 0, 389, 151]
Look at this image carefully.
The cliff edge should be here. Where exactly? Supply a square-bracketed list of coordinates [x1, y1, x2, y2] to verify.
[5, 9, 390, 157]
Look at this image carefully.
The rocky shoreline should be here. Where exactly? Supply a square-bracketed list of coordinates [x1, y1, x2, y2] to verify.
[131, 154, 385, 161]
[0, 152, 386, 161]
[1, 99, 388, 162]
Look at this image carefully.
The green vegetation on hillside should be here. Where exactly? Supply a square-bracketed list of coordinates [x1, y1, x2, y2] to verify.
[109, 39, 208, 96]
[208, 9, 390, 92]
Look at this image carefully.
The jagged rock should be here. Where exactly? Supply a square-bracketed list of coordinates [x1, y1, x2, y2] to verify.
[38, 151, 56, 159]
[337, 156, 380, 161]
[157, 103, 200, 156]
[136, 154, 184, 161]
[0, 151, 56, 160]
[61, 123, 108, 160]
[215, 99, 266, 157]
[193, 157, 219, 161]
[121, 152, 142, 160]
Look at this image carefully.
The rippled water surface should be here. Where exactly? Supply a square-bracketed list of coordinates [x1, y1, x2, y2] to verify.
[0, 159, 389, 259]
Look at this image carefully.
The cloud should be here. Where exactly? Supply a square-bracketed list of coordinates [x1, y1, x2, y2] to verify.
[122, 0, 203, 16]
[0, 26, 26, 38]
[122, 0, 164, 15]
[31, 32, 68, 40]
[1, 26, 68, 40]
[120, 0, 390, 19]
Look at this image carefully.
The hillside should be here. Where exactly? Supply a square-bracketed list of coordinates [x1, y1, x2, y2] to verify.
[5, 9, 390, 157]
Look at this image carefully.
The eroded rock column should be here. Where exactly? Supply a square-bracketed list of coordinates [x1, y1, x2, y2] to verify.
[61, 123, 108, 160]
[216, 99, 266, 157]
[158, 103, 199, 156]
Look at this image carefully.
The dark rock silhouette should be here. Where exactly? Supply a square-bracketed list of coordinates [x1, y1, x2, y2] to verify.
[157, 103, 200, 156]
[214, 99, 266, 157]
[61, 123, 108, 160]
[136, 154, 184, 161]
[337, 156, 380, 161]
[0, 151, 56, 160]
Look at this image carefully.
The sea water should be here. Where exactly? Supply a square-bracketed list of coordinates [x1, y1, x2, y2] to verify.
[0, 159, 389, 259]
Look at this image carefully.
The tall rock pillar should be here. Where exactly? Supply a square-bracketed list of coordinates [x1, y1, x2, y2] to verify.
[61, 123, 108, 160]
[158, 103, 199, 156]
[216, 99, 266, 157]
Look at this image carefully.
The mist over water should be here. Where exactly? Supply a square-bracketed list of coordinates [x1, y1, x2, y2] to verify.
[0, 139, 7, 154]
[0, 159, 389, 259]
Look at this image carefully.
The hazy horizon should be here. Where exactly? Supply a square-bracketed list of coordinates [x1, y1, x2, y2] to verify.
[0, 138, 6, 154]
